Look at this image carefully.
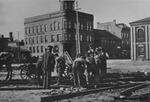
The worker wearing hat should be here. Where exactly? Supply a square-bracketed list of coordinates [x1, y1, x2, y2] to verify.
[42, 45, 55, 89]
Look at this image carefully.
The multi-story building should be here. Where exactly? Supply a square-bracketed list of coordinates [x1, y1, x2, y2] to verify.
[130, 17, 150, 60]
[97, 20, 122, 38]
[97, 20, 131, 59]
[121, 26, 130, 58]
[93, 29, 121, 58]
[24, 0, 94, 58]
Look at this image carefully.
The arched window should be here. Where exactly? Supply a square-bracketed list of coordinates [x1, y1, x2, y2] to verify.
[136, 28, 145, 42]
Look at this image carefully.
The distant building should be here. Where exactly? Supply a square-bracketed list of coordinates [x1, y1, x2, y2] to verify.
[24, 0, 94, 58]
[97, 20, 131, 59]
[0, 32, 14, 51]
[130, 17, 150, 60]
[93, 29, 121, 58]
[97, 20, 122, 38]
[0, 32, 28, 63]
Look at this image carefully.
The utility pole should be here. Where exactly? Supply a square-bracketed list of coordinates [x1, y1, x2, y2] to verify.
[17, 32, 20, 63]
[75, 0, 81, 56]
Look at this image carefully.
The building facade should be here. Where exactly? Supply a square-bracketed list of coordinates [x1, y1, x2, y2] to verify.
[130, 17, 150, 60]
[24, 0, 94, 58]
[97, 20, 122, 38]
[93, 29, 121, 59]
[97, 20, 131, 59]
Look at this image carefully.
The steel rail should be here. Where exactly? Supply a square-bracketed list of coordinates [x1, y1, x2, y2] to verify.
[115, 83, 150, 100]
[41, 83, 143, 102]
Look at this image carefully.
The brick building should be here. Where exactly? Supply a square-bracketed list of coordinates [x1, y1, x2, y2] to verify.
[24, 0, 94, 58]
[93, 29, 121, 58]
[97, 20, 130, 59]
[130, 17, 150, 60]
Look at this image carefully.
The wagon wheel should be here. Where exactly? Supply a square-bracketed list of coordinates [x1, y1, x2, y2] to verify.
[20, 65, 30, 80]
[20, 65, 37, 80]
[0, 66, 8, 81]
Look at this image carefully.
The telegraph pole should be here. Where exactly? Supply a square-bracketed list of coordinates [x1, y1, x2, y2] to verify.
[17, 32, 20, 63]
[75, 0, 81, 56]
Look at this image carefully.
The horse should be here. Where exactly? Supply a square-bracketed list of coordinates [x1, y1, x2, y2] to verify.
[0, 52, 13, 80]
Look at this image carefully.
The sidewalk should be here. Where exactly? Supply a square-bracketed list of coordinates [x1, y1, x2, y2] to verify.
[107, 59, 150, 73]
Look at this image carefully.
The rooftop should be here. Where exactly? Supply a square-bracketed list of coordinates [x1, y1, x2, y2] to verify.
[130, 17, 150, 24]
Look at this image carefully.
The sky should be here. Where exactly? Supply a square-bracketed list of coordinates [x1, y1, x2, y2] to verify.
[0, 0, 150, 40]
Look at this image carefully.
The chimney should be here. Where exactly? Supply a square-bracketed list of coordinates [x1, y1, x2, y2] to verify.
[1, 35, 4, 38]
[113, 19, 116, 24]
[9, 32, 13, 42]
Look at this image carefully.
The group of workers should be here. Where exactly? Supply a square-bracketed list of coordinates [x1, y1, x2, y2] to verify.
[72, 46, 109, 88]
[37, 45, 109, 89]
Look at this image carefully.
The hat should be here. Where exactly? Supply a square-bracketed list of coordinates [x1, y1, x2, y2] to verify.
[88, 50, 94, 54]
[47, 45, 53, 49]
[96, 46, 102, 51]
[98, 46, 102, 50]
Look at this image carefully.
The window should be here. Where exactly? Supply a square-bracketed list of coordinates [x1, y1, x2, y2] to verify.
[64, 34, 68, 40]
[30, 27, 33, 34]
[45, 35, 48, 43]
[68, 21, 71, 29]
[36, 36, 38, 44]
[90, 35, 92, 42]
[36, 26, 38, 33]
[29, 38, 31, 44]
[37, 46, 39, 53]
[81, 24, 83, 30]
[57, 34, 61, 41]
[58, 22, 61, 30]
[25, 27, 27, 34]
[28, 27, 31, 34]
[55, 22, 58, 30]
[40, 36, 43, 43]
[33, 46, 35, 53]
[44, 24, 47, 32]
[41, 46, 43, 53]
[69, 34, 71, 40]
[74, 23, 76, 29]
[29, 47, 32, 52]
[87, 23, 89, 30]
[54, 22, 56, 30]
[32, 27, 35, 34]
[136, 29, 145, 42]
[51, 35, 55, 42]
[64, 2, 67, 10]
[87, 35, 89, 41]
[32, 37, 34, 44]
[64, 21, 67, 29]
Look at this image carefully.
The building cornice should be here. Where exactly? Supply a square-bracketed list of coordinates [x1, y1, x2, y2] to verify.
[24, 11, 65, 24]
[130, 22, 150, 26]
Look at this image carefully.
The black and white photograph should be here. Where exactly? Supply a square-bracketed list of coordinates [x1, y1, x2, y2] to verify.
[0, 0, 150, 102]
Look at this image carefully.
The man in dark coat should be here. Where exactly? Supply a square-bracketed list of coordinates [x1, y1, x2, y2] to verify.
[96, 47, 109, 80]
[86, 50, 96, 84]
[42, 45, 55, 89]
[55, 54, 66, 85]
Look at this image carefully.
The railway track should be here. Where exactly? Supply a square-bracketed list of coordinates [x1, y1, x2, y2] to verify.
[41, 82, 145, 102]
[115, 82, 150, 100]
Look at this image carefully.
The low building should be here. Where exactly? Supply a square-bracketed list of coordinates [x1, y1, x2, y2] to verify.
[93, 29, 121, 59]
[97, 20, 131, 59]
[130, 17, 150, 60]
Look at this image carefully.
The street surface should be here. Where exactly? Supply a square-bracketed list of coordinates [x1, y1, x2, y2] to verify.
[0, 59, 150, 102]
